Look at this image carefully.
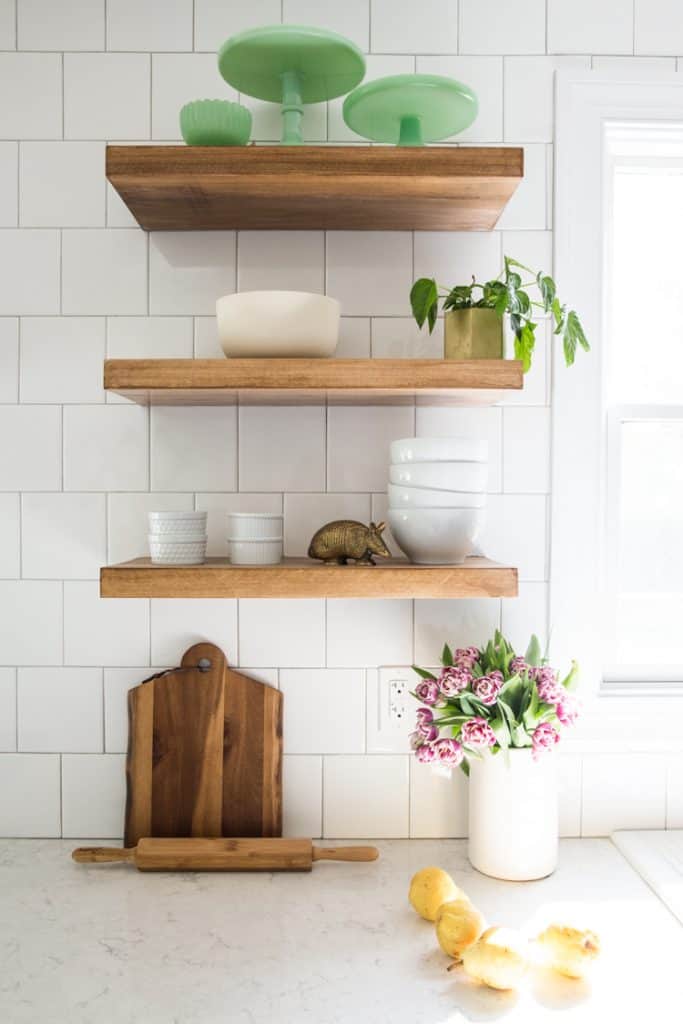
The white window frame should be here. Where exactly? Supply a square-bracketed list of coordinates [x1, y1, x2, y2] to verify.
[552, 71, 683, 721]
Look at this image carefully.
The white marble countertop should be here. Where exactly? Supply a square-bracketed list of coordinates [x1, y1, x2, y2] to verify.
[1, 838, 681, 1023]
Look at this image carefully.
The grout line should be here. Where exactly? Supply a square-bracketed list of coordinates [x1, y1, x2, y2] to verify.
[60, 52, 64, 139]
[148, 51, 153, 140]
[320, 753, 325, 839]
[101, 667, 105, 752]
[61, 580, 65, 665]
[59, 752, 63, 837]
[14, 667, 18, 751]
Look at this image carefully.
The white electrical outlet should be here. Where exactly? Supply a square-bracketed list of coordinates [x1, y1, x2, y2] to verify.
[366, 666, 416, 753]
[389, 678, 409, 724]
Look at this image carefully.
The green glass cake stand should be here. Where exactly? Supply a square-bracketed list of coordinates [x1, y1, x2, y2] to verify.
[218, 25, 366, 145]
[343, 74, 478, 146]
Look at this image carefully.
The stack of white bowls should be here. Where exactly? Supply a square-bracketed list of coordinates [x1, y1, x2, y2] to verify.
[227, 512, 284, 565]
[148, 511, 208, 565]
[387, 438, 487, 565]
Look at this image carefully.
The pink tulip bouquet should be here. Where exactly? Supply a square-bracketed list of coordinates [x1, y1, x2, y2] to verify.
[410, 630, 579, 774]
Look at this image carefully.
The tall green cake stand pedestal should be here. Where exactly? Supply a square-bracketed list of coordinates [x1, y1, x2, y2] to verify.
[343, 74, 478, 146]
[218, 25, 365, 145]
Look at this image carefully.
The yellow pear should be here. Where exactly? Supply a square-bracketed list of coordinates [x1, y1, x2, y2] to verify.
[461, 926, 529, 990]
[435, 898, 485, 960]
[536, 923, 600, 979]
[408, 867, 463, 922]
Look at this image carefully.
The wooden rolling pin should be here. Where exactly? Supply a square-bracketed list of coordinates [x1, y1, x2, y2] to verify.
[72, 837, 379, 872]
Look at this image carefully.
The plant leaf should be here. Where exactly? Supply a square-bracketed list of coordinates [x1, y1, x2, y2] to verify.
[441, 642, 454, 667]
[411, 665, 437, 681]
[410, 277, 439, 333]
[537, 273, 556, 312]
[560, 660, 580, 692]
[514, 321, 536, 373]
[525, 634, 542, 667]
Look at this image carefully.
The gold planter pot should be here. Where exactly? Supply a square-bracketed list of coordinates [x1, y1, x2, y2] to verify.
[444, 308, 504, 360]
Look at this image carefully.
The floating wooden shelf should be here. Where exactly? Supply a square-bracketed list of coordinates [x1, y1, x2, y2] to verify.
[100, 557, 518, 600]
[106, 145, 523, 231]
[104, 358, 523, 406]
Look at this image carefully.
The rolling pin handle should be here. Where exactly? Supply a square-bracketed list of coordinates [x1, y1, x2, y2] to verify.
[72, 847, 136, 864]
[312, 845, 379, 863]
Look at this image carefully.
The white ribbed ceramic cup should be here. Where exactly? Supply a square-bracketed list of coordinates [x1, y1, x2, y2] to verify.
[226, 512, 284, 540]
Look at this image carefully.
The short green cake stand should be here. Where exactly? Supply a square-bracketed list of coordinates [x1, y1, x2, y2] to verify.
[218, 25, 366, 145]
[343, 74, 478, 146]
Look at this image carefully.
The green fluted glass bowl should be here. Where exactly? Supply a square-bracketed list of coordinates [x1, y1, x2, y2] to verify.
[343, 74, 478, 146]
[180, 99, 252, 146]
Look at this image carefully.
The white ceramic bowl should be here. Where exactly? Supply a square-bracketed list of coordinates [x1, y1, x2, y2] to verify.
[148, 511, 207, 535]
[387, 483, 486, 509]
[388, 508, 483, 565]
[149, 536, 207, 565]
[226, 512, 284, 541]
[228, 538, 283, 565]
[390, 437, 488, 464]
[149, 531, 207, 543]
[389, 461, 488, 492]
[216, 291, 340, 358]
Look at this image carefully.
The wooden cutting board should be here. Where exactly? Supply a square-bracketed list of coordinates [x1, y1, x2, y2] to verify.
[124, 643, 282, 846]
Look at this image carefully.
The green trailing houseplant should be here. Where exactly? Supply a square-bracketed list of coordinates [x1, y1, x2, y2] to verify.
[410, 256, 590, 371]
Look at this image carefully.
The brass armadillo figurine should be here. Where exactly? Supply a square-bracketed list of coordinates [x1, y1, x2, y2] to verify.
[308, 520, 391, 565]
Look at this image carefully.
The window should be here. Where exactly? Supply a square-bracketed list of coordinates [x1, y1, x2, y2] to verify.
[552, 74, 683, 696]
[604, 125, 683, 682]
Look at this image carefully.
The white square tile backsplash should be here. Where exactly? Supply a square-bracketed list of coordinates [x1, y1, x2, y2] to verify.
[547, 0, 633, 55]
[0, 493, 20, 578]
[239, 404, 326, 492]
[0, 317, 19, 402]
[20, 316, 105, 403]
[106, 0, 192, 53]
[149, 231, 236, 315]
[17, 667, 103, 753]
[280, 669, 366, 754]
[0, 669, 16, 751]
[0, 53, 62, 139]
[371, 0, 457, 54]
[323, 755, 409, 838]
[193, 0, 282, 54]
[150, 598, 238, 665]
[21, 492, 106, 579]
[17, 0, 104, 50]
[0, 142, 18, 226]
[64, 405, 148, 491]
[62, 229, 148, 315]
[0, 230, 60, 314]
[326, 231, 413, 316]
[0, 1, 14, 49]
[0, 581, 63, 665]
[63, 581, 149, 666]
[151, 405, 237, 491]
[20, 142, 105, 228]
[0, 754, 61, 836]
[0, 405, 62, 490]
[0, 0, 676, 839]
[61, 753, 126, 838]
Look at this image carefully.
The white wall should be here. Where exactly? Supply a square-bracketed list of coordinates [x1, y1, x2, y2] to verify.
[0, 0, 681, 840]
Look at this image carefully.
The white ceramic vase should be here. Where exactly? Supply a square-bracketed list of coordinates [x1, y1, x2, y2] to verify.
[468, 747, 558, 881]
